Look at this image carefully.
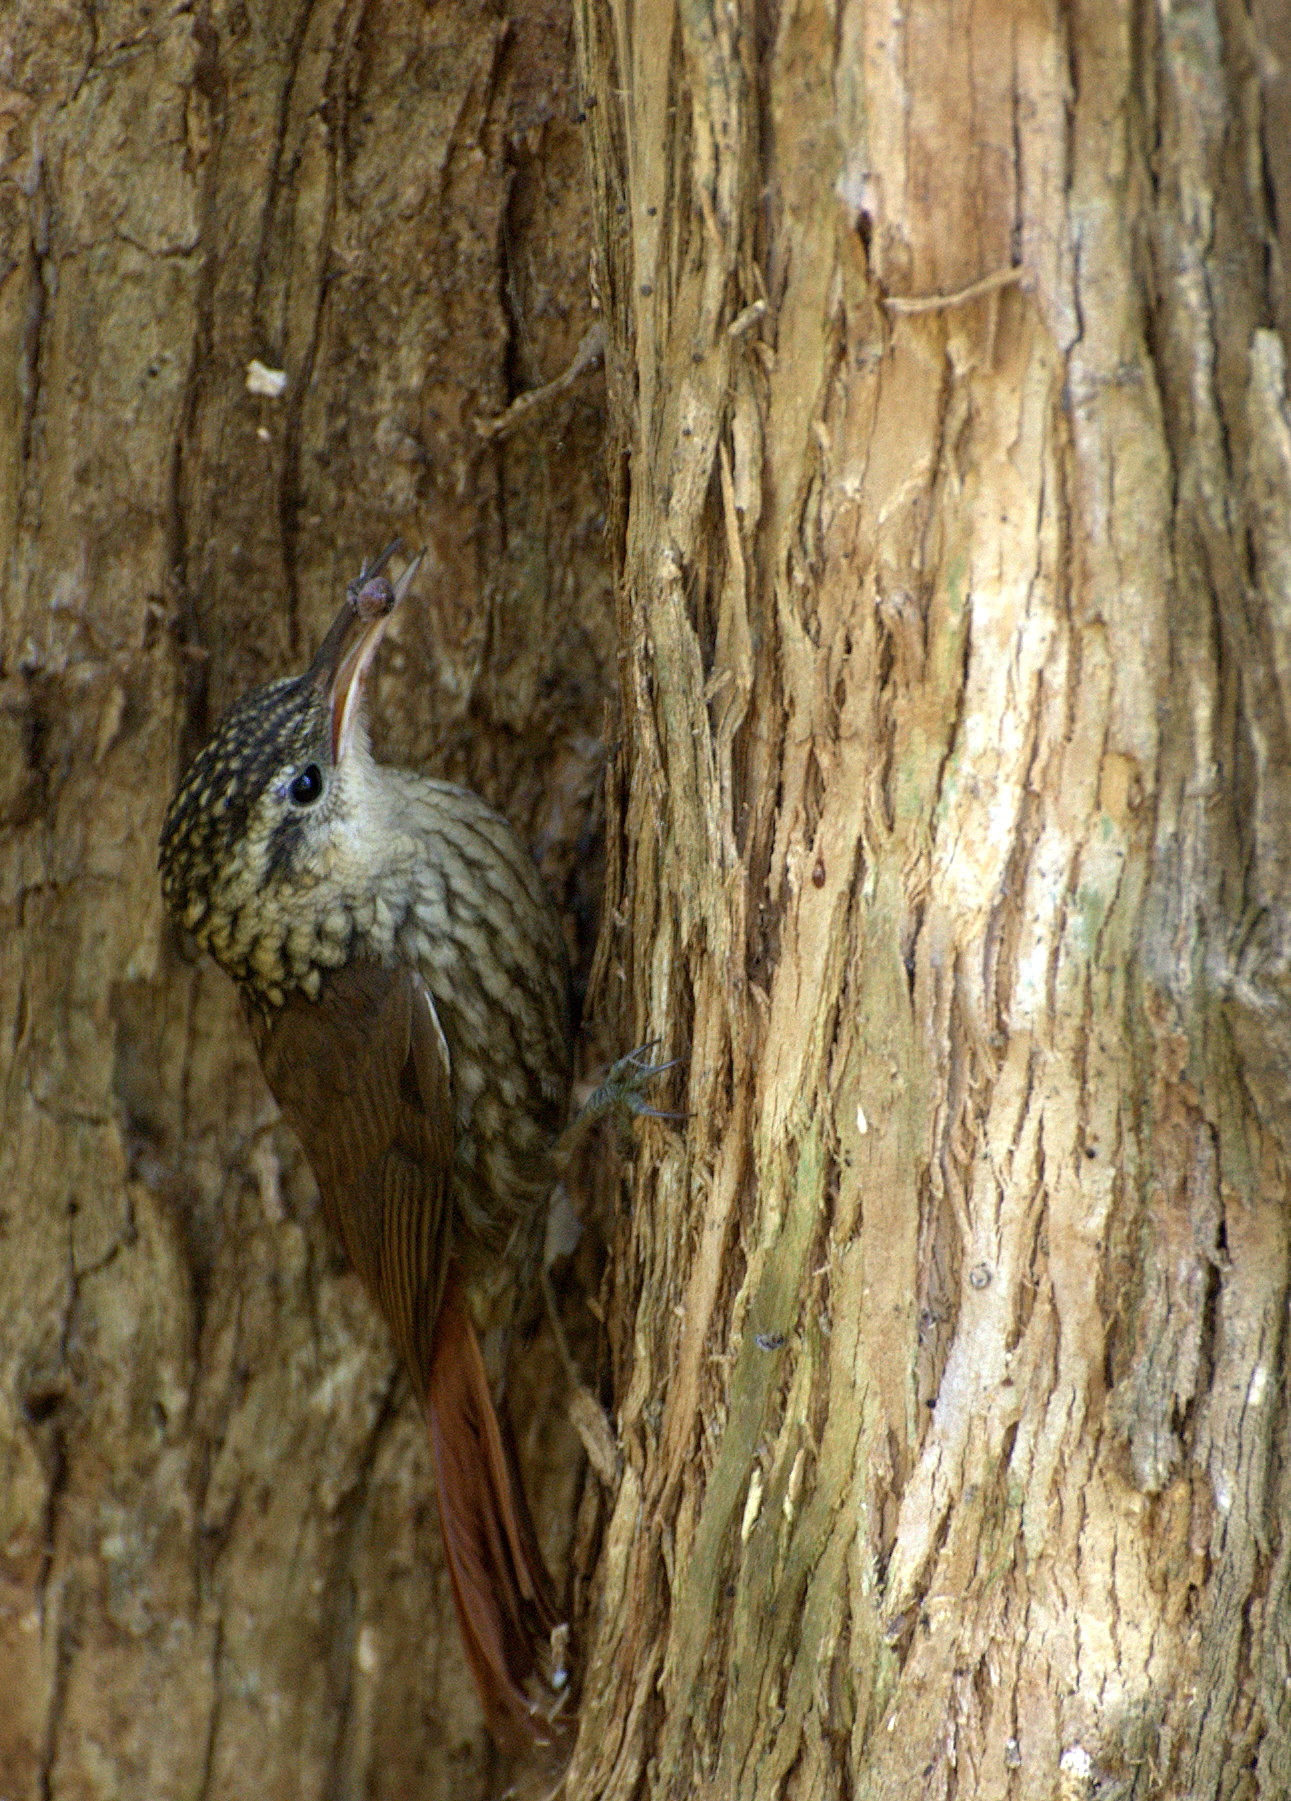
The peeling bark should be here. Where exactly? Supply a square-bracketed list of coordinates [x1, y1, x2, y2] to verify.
[6, 1, 1291, 1798]
[567, 0, 1291, 1796]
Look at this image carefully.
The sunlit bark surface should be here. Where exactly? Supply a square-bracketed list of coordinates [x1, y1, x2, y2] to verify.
[567, 1, 1291, 1796]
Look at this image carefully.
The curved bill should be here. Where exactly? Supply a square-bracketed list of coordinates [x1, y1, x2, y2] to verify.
[309, 546, 426, 763]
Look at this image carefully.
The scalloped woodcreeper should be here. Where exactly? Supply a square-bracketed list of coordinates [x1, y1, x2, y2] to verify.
[159, 546, 572, 1749]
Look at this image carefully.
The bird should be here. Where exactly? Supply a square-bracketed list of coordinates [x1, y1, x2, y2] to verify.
[158, 544, 576, 1751]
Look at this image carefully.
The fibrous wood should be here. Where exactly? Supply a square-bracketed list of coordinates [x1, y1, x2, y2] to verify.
[569, 1, 1291, 1795]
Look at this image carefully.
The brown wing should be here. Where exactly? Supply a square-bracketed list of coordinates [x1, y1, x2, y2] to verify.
[252, 963, 567, 1750]
[250, 960, 454, 1392]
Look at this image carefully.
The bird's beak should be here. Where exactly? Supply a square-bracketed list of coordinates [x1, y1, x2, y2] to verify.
[310, 545, 425, 763]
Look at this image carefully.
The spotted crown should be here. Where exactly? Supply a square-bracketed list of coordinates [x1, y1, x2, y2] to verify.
[158, 673, 328, 935]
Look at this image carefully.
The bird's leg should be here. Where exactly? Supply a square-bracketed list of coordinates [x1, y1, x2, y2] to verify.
[549, 1042, 685, 1170]
[584, 1041, 686, 1123]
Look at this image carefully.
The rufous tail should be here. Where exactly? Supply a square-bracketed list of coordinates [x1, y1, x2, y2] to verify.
[425, 1266, 569, 1752]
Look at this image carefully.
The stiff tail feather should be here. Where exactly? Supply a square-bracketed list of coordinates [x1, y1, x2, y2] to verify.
[425, 1266, 569, 1751]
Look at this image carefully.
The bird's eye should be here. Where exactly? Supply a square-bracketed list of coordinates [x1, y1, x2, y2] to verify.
[289, 764, 324, 806]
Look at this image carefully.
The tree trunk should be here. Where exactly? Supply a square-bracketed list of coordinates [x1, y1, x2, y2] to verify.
[5, 2, 1291, 1799]
[564, 1, 1291, 1797]
[0, 4, 609, 1797]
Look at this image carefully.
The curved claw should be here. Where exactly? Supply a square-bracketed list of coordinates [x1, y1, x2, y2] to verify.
[583, 1044, 686, 1123]
[552, 1042, 688, 1164]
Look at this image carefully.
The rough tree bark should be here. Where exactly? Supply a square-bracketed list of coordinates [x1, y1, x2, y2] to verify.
[0, 4, 610, 1797]
[563, 0, 1291, 1797]
[5, 2, 1291, 1800]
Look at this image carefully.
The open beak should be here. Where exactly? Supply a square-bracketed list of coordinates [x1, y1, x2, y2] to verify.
[309, 543, 425, 763]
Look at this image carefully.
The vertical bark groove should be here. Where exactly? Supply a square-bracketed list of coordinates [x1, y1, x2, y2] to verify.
[570, 0, 1291, 1794]
[1, 2, 608, 1795]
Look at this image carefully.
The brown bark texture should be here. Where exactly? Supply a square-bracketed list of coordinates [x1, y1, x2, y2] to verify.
[564, 0, 1291, 1797]
[0, 3, 611, 1797]
[6, 0, 1291, 1799]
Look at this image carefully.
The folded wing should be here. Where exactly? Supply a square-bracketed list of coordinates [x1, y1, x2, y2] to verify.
[251, 960, 565, 1749]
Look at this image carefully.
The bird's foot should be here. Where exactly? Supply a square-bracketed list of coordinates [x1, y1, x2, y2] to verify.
[549, 1042, 686, 1172]
[580, 1041, 686, 1127]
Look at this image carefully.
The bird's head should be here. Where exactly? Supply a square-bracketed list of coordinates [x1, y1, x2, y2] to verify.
[158, 543, 422, 1000]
